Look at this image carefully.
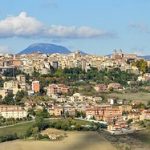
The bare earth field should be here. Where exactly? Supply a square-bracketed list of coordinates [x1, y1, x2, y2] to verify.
[0, 131, 116, 150]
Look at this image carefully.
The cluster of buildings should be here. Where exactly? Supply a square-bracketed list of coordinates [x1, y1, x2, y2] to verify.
[26, 91, 149, 122]
[0, 74, 40, 98]
[0, 75, 26, 98]
[0, 50, 150, 130]
[0, 86, 150, 130]
[94, 83, 123, 92]
[0, 50, 149, 76]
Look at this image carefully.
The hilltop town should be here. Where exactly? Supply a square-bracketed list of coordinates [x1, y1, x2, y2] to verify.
[1, 0, 150, 149]
[0, 50, 150, 149]
[0, 50, 150, 147]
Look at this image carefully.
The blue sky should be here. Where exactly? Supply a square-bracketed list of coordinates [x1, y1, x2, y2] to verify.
[0, 0, 150, 55]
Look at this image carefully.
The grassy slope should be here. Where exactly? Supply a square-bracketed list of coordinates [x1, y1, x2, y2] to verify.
[0, 122, 34, 137]
[108, 92, 150, 103]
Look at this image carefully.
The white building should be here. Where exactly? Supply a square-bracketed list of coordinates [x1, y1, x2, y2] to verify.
[0, 105, 28, 119]
[3, 80, 20, 95]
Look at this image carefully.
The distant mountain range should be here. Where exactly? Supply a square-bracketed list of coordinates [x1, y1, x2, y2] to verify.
[140, 55, 150, 60]
[18, 43, 71, 54]
[18, 44, 150, 59]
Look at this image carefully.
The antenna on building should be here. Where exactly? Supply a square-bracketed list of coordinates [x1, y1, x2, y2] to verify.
[114, 49, 117, 54]
[120, 49, 123, 54]
[13, 54, 16, 60]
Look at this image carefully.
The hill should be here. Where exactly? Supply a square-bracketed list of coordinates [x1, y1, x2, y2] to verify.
[18, 43, 71, 54]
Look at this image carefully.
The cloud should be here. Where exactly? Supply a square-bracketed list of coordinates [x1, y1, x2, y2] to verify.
[129, 23, 150, 34]
[0, 45, 11, 54]
[46, 25, 114, 38]
[0, 12, 43, 38]
[0, 12, 115, 39]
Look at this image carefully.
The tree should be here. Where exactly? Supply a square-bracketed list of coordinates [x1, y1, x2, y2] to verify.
[32, 127, 39, 139]
[32, 67, 40, 78]
[0, 95, 3, 103]
[15, 90, 27, 104]
[132, 59, 148, 73]
[64, 111, 70, 118]
[147, 101, 150, 109]
[75, 110, 86, 118]
[3, 93, 15, 105]
[54, 68, 64, 77]
[25, 127, 32, 138]
[127, 119, 133, 125]
[0, 78, 4, 87]
[35, 107, 49, 118]
[34, 117, 49, 131]
[3, 68, 22, 77]
[28, 108, 36, 116]
[75, 110, 81, 118]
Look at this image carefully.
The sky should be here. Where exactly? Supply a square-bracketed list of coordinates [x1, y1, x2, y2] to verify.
[0, 0, 150, 55]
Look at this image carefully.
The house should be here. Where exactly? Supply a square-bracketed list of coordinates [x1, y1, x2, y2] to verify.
[47, 84, 58, 96]
[94, 84, 107, 92]
[0, 89, 9, 98]
[108, 98, 116, 105]
[85, 107, 104, 120]
[119, 105, 132, 113]
[107, 120, 128, 131]
[128, 112, 140, 122]
[16, 74, 26, 90]
[140, 110, 150, 120]
[16, 74, 26, 83]
[12, 59, 22, 67]
[103, 107, 122, 123]
[108, 83, 123, 90]
[47, 84, 69, 96]
[3, 80, 20, 94]
[48, 106, 63, 116]
[143, 73, 150, 81]
[85, 105, 111, 120]
[32, 81, 40, 93]
[63, 105, 76, 116]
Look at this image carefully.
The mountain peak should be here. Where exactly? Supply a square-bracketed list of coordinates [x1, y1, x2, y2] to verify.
[18, 43, 71, 54]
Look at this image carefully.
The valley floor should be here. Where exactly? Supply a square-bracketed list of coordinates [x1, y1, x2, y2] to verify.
[0, 131, 116, 150]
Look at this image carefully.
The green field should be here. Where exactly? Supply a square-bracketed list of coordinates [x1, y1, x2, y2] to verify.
[108, 92, 150, 104]
[0, 122, 34, 137]
[0, 119, 90, 137]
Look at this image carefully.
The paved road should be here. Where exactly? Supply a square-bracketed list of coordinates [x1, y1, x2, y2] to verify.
[75, 118, 107, 125]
